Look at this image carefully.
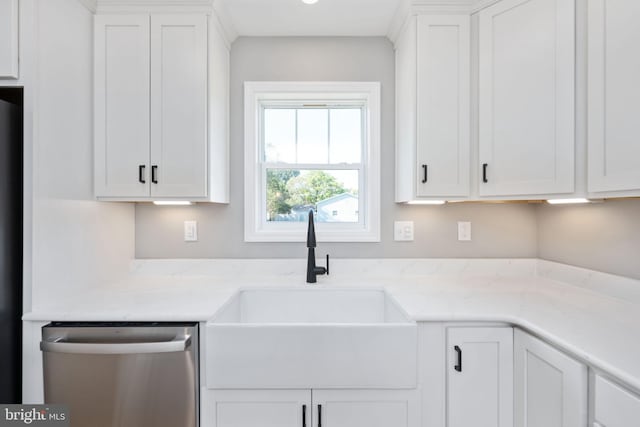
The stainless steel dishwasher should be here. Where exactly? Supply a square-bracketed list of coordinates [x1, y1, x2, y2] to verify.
[41, 322, 199, 427]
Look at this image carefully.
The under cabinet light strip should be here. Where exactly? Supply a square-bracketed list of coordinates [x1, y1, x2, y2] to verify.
[153, 201, 194, 206]
[546, 198, 592, 205]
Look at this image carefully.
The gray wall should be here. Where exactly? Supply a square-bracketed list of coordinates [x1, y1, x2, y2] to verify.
[135, 37, 538, 259]
[537, 200, 640, 280]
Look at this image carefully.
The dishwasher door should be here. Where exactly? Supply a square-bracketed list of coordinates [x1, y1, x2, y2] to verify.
[41, 323, 199, 427]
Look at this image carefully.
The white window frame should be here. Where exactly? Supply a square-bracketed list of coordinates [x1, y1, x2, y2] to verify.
[244, 81, 381, 242]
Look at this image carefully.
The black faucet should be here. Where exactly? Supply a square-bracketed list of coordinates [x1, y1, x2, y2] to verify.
[306, 209, 329, 283]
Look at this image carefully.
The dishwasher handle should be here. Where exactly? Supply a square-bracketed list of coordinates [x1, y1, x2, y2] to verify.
[40, 335, 191, 355]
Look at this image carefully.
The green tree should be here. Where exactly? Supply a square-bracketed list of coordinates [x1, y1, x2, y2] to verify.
[286, 171, 348, 208]
[266, 169, 299, 219]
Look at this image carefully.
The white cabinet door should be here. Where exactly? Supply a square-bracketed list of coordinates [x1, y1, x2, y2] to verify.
[0, 0, 19, 79]
[593, 375, 640, 427]
[514, 329, 587, 427]
[588, 0, 640, 194]
[416, 15, 470, 198]
[208, 390, 311, 427]
[478, 0, 575, 197]
[150, 14, 208, 198]
[94, 15, 151, 198]
[395, 16, 417, 203]
[447, 327, 513, 427]
[312, 389, 418, 427]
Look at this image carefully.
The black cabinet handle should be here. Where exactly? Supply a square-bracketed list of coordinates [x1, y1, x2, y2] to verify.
[422, 164, 428, 184]
[326, 255, 330, 275]
[482, 163, 488, 183]
[454, 345, 462, 372]
[151, 165, 158, 184]
[317, 405, 322, 427]
[138, 165, 146, 184]
[302, 405, 306, 427]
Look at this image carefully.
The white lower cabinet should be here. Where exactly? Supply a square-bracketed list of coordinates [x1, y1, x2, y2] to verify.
[447, 327, 514, 427]
[207, 390, 311, 427]
[313, 389, 418, 427]
[514, 329, 588, 427]
[206, 389, 418, 427]
[593, 375, 640, 427]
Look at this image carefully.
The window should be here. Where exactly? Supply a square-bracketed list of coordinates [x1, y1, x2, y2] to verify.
[244, 82, 380, 242]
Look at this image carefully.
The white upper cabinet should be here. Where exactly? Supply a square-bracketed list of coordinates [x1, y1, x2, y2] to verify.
[447, 327, 514, 427]
[588, 0, 640, 195]
[594, 375, 640, 427]
[396, 15, 471, 202]
[95, 15, 151, 198]
[95, 12, 229, 202]
[478, 0, 575, 197]
[514, 329, 587, 427]
[0, 0, 19, 79]
[150, 15, 208, 198]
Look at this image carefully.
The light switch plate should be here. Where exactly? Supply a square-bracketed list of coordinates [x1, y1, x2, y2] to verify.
[458, 221, 471, 241]
[394, 221, 414, 241]
[184, 220, 198, 242]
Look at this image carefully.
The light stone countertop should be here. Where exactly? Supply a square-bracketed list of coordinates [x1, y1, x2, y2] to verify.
[23, 258, 640, 393]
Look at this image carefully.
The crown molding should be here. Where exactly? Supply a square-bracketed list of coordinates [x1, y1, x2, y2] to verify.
[212, 0, 238, 46]
[387, 0, 412, 44]
[77, 0, 97, 13]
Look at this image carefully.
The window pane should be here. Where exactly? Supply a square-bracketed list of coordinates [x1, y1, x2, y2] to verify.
[266, 169, 359, 223]
[330, 109, 362, 164]
[297, 109, 329, 163]
[264, 109, 296, 163]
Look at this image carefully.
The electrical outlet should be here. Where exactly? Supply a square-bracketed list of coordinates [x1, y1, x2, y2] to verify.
[458, 221, 471, 241]
[394, 221, 414, 241]
[184, 221, 198, 242]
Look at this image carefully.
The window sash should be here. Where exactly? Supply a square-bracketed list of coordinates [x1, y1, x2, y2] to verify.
[260, 103, 366, 166]
[259, 163, 367, 228]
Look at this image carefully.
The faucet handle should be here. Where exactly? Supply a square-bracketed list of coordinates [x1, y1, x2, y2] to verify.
[313, 255, 330, 277]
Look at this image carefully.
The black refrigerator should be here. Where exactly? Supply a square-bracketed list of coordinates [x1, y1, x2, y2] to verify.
[0, 88, 23, 403]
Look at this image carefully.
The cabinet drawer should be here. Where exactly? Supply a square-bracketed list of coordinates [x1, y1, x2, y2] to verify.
[594, 375, 640, 426]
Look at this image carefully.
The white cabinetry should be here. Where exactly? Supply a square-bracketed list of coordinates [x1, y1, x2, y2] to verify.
[588, 0, 640, 195]
[206, 389, 417, 427]
[94, 15, 150, 198]
[0, 0, 19, 79]
[313, 389, 418, 427]
[514, 329, 587, 427]
[593, 375, 640, 427]
[95, 13, 229, 202]
[447, 327, 513, 427]
[478, 0, 575, 197]
[207, 390, 310, 427]
[395, 15, 470, 202]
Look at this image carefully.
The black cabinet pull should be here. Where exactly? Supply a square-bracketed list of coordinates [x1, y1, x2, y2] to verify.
[317, 405, 322, 427]
[326, 255, 330, 275]
[422, 164, 428, 184]
[454, 345, 462, 372]
[138, 165, 146, 184]
[151, 165, 158, 184]
[302, 405, 306, 427]
[482, 163, 488, 183]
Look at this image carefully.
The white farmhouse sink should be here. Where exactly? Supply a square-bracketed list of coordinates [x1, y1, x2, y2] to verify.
[206, 288, 417, 389]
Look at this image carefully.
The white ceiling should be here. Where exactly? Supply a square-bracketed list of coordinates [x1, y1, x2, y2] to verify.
[218, 0, 404, 37]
